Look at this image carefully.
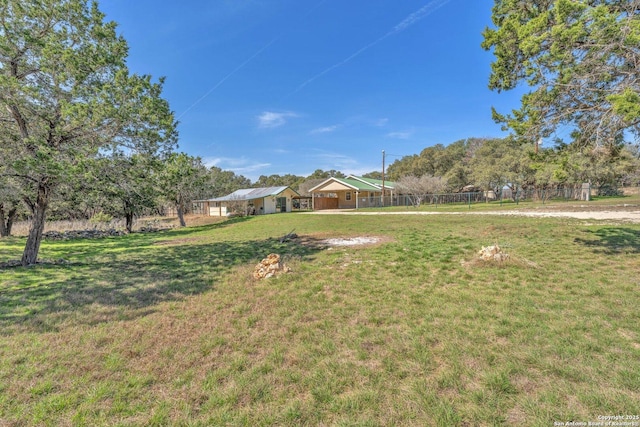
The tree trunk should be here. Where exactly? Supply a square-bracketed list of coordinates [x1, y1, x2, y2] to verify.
[125, 211, 134, 233]
[0, 204, 7, 237]
[22, 182, 50, 265]
[177, 203, 186, 227]
[0, 207, 18, 237]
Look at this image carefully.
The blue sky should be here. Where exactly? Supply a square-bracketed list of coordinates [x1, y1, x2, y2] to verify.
[101, 0, 523, 181]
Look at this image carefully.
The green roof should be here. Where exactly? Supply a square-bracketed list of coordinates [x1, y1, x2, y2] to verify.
[309, 176, 396, 193]
[338, 178, 381, 191]
[347, 175, 396, 189]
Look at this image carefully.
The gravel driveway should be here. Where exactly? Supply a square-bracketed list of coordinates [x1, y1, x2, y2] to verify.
[304, 208, 640, 223]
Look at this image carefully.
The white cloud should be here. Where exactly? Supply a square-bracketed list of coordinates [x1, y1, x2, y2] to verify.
[230, 163, 272, 174]
[310, 125, 340, 134]
[202, 157, 222, 168]
[374, 118, 389, 127]
[257, 111, 298, 129]
[299, 149, 382, 177]
[202, 156, 270, 175]
[386, 130, 413, 140]
[311, 150, 359, 169]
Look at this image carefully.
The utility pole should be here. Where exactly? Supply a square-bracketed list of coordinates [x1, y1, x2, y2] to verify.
[381, 150, 385, 207]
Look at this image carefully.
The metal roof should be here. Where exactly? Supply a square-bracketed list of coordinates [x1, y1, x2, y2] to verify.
[206, 186, 297, 202]
[309, 176, 396, 193]
[347, 175, 396, 189]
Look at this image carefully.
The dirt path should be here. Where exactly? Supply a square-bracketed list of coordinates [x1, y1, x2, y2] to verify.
[304, 208, 640, 223]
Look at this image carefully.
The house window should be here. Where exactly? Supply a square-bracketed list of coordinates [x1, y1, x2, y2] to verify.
[345, 192, 352, 201]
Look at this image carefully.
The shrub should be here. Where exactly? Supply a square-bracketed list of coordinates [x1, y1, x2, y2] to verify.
[89, 212, 113, 224]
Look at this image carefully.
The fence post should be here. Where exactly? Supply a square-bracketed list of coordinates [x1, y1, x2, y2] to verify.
[468, 192, 471, 210]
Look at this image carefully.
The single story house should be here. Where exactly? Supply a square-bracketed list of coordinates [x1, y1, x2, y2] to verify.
[309, 175, 396, 210]
[195, 186, 300, 217]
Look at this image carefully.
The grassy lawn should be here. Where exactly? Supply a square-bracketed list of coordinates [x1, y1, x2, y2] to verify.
[1, 212, 639, 426]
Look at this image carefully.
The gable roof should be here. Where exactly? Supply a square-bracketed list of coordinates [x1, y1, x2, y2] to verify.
[309, 176, 396, 193]
[206, 186, 299, 202]
[346, 175, 396, 190]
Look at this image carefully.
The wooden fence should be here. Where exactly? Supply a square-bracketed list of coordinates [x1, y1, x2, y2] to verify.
[313, 197, 339, 210]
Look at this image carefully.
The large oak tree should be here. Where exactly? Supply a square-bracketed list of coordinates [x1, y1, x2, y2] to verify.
[0, 0, 177, 265]
[482, 0, 640, 149]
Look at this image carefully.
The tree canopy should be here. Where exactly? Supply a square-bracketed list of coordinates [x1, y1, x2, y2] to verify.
[160, 153, 209, 227]
[94, 153, 162, 233]
[207, 167, 251, 198]
[396, 174, 447, 207]
[0, 0, 177, 264]
[386, 136, 639, 196]
[253, 174, 304, 189]
[482, 0, 640, 148]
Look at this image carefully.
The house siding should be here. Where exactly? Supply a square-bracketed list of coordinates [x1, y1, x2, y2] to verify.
[338, 191, 357, 209]
[198, 187, 299, 216]
[209, 204, 227, 217]
[309, 176, 397, 210]
[263, 197, 276, 214]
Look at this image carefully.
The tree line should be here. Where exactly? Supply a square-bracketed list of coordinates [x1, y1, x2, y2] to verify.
[393, 0, 640, 202]
[0, 1, 349, 264]
[6, 133, 638, 243]
[387, 137, 640, 198]
[2, 0, 639, 266]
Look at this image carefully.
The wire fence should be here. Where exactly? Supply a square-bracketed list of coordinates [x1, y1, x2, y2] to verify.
[362, 185, 635, 209]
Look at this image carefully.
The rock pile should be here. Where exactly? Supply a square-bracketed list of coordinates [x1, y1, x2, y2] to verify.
[478, 245, 510, 262]
[138, 226, 164, 233]
[42, 226, 172, 240]
[253, 253, 291, 279]
[43, 229, 126, 240]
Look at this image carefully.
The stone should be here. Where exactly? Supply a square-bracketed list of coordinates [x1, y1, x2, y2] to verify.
[252, 253, 291, 280]
[43, 229, 127, 240]
[478, 245, 510, 262]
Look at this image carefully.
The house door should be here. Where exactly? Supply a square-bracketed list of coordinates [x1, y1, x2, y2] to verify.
[276, 197, 287, 213]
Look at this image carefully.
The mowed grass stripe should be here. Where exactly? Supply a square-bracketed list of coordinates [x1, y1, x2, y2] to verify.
[1, 212, 639, 426]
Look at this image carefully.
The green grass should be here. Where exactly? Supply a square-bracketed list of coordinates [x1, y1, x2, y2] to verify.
[1, 211, 639, 426]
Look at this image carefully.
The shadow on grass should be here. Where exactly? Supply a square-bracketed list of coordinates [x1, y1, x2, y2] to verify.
[159, 215, 255, 237]
[0, 226, 327, 336]
[574, 227, 640, 255]
[0, 216, 256, 265]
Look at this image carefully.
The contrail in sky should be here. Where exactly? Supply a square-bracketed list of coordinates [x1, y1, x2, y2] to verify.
[177, 37, 279, 120]
[292, 0, 452, 95]
[178, 0, 329, 120]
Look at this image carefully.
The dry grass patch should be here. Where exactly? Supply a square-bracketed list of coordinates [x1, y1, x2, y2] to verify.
[460, 253, 541, 269]
[1, 212, 639, 425]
